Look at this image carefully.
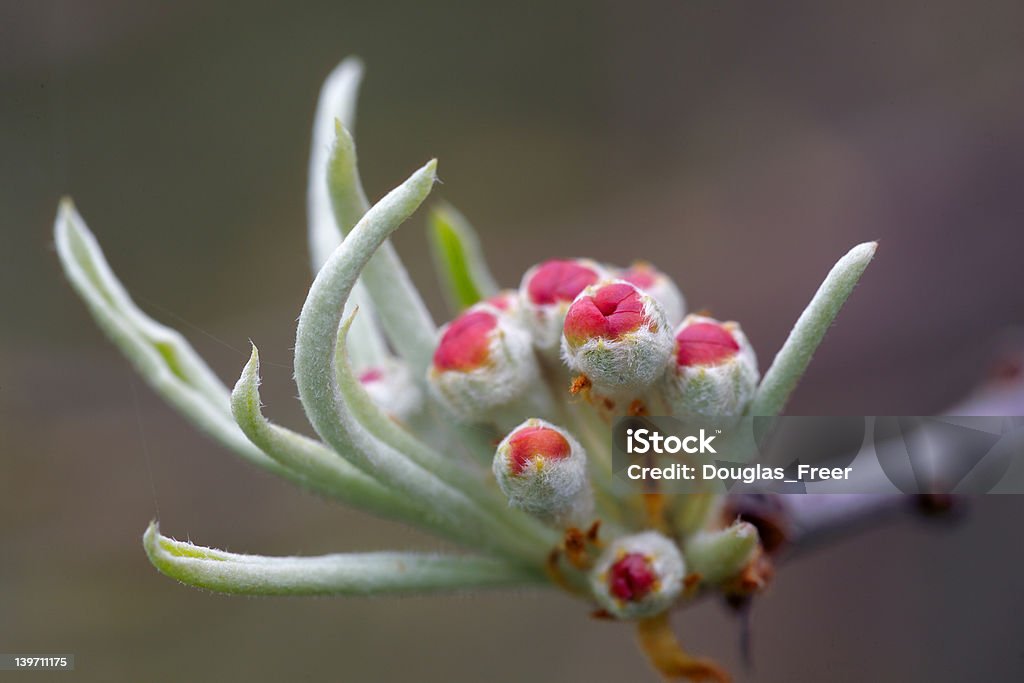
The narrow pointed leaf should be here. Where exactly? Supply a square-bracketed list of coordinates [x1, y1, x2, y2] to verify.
[308, 57, 365, 271]
[306, 58, 389, 371]
[428, 202, 500, 312]
[56, 200, 230, 412]
[144, 522, 540, 595]
[54, 200, 289, 477]
[750, 241, 878, 417]
[327, 128, 437, 375]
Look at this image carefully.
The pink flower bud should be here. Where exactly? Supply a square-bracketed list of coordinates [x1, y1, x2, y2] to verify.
[591, 531, 685, 619]
[518, 258, 606, 351]
[428, 303, 539, 424]
[608, 552, 657, 602]
[432, 310, 495, 372]
[675, 321, 740, 367]
[563, 282, 646, 346]
[484, 288, 520, 316]
[618, 262, 686, 327]
[358, 360, 422, 422]
[506, 424, 571, 474]
[560, 280, 673, 394]
[493, 419, 592, 525]
[661, 314, 759, 418]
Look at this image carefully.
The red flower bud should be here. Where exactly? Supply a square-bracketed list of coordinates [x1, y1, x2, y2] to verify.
[432, 310, 497, 372]
[608, 552, 657, 602]
[493, 419, 592, 525]
[506, 424, 572, 475]
[620, 266, 656, 289]
[561, 280, 673, 394]
[591, 531, 685, 619]
[526, 259, 601, 305]
[428, 304, 541, 424]
[519, 258, 607, 351]
[563, 282, 646, 346]
[618, 262, 686, 326]
[485, 289, 518, 312]
[662, 314, 759, 418]
[674, 321, 740, 368]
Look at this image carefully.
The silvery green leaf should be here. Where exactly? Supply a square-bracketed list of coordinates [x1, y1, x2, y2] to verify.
[327, 129, 437, 375]
[306, 58, 389, 371]
[295, 161, 544, 562]
[54, 200, 288, 478]
[428, 202, 500, 312]
[750, 241, 877, 417]
[308, 57, 364, 271]
[231, 345, 427, 523]
[144, 522, 541, 596]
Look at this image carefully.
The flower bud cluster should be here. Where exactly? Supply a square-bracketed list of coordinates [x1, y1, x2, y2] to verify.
[430, 257, 759, 422]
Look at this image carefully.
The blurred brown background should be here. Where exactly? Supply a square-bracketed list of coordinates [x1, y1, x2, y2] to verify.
[3, 1, 1024, 681]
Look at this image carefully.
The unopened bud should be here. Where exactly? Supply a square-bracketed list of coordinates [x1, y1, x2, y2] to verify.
[484, 288, 520, 316]
[618, 262, 686, 327]
[662, 314, 758, 418]
[519, 258, 605, 351]
[428, 303, 539, 424]
[357, 359, 422, 422]
[492, 419, 592, 525]
[561, 280, 673, 394]
[591, 531, 685, 619]
[684, 521, 759, 585]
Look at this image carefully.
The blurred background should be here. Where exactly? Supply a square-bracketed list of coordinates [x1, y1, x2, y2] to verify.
[3, 1, 1024, 680]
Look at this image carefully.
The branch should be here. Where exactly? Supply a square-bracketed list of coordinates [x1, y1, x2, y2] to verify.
[734, 360, 1024, 557]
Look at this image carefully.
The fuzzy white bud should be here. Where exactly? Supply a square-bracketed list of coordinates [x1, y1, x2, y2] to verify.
[518, 258, 606, 352]
[492, 419, 592, 526]
[617, 262, 686, 327]
[427, 303, 539, 424]
[590, 531, 686, 619]
[560, 280, 674, 394]
[662, 314, 759, 418]
[483, 288, 521, 317]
